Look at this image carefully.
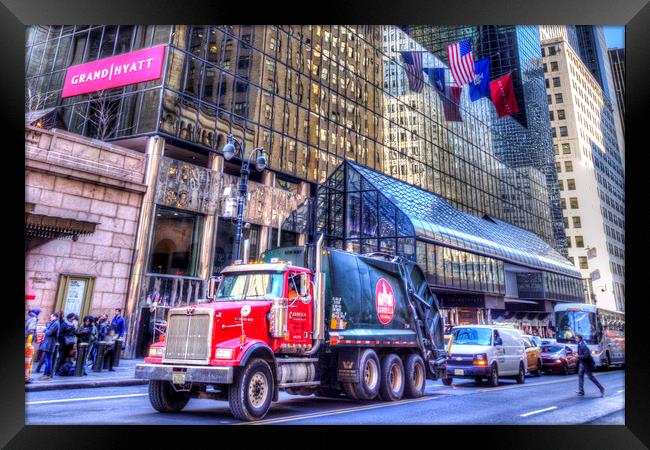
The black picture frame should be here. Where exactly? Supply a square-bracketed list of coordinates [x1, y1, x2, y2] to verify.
[5, 0, 648, 447]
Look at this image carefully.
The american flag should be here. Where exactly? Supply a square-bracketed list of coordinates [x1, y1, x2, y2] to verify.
[400, 51, 424, 93]
[447, 40, 475, 87]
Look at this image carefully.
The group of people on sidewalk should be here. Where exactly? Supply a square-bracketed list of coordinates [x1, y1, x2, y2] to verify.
[26, 307, 126, 382]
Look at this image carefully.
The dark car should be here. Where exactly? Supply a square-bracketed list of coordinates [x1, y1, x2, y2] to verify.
[540, 344, 578, 374]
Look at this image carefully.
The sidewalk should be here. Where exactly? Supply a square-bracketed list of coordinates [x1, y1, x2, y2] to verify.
[25, 357, 147, 392]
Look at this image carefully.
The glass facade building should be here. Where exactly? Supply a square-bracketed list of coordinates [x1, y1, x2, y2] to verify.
[25, 25, 584, 350]
[402, 25, 568, 256]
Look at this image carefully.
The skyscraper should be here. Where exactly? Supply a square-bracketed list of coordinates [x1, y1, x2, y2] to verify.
[542, 36, 625, 312]
[608, 48, 625, 134]
[403, 25, 568, 255]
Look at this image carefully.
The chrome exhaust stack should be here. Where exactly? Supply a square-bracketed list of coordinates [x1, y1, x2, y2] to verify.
[305, 234, 325, 355]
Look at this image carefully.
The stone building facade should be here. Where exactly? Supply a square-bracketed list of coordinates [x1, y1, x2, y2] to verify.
[25, 126, 146, 319]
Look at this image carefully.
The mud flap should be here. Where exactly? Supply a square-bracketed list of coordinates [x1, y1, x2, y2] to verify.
[428, 356, 447, 380]
[337, 348, 361, 383]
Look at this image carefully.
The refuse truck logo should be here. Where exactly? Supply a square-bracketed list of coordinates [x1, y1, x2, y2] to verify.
[375, 278, 395, 325]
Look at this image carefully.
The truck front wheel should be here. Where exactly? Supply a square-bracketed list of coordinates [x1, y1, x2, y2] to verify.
[148, 380, 190, 413]
[228, 358, 274, 421]
[342, 349, 381, 400]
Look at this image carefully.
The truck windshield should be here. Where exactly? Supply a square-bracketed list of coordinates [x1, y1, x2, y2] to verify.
[451, 328, 492, 346]
[555, 310, 599, 345]
[216, 273, 284, 301]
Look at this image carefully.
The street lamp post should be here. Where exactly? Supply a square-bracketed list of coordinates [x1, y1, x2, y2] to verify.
[221, 133, 267, 262]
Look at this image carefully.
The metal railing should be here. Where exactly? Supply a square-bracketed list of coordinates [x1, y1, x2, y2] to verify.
[141, 273, 210, 308]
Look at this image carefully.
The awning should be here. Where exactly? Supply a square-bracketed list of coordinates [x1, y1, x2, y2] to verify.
[26, 211, 98, 240]
[347, 161, 581, 279]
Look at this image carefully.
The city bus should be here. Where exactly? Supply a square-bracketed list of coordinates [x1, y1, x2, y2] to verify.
[554, 303, 625, 369]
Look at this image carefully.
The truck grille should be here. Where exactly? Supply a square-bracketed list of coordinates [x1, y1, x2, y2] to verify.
[163, 311, 212, 363]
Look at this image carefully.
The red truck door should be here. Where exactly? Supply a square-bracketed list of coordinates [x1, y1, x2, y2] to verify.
[282, 270, 314, 349]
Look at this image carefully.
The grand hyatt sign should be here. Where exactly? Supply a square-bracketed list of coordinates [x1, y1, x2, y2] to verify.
[61, 45, 166, 98]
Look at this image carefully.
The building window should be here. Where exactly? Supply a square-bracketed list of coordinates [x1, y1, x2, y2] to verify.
[558, 180, 564, 190]
[567, 178, 576, 190]
[551, 127, 557, 138]
[555, 93, 563, 103]
[567, 236, 572, 247]
[561, 198, 566, 209]
[572, 216, 582, 228]
[558, 109, 566, 120]
[569, 197, 579, 209]
[562, 143, 571, 154]
[551, 61, 559, 71]
[556, 161, 561, 173]
[550, 110, 554, 121]
[545, 78, 550, 88]
[553, 144, 559, 155]
[578, 256, 588, 269]
[548, 46, 557, 56]
[563, 217, 569, 228]
[559, 126, 568, 137]
[547, 94, 552, 104]
[565, 161, 573, 172]
[569, 256, 575, 265]
[575, 236, 584, 247]
[149, 206, 203, 276]
[543, 63, 548, 72]
[553, 77, 561, 87]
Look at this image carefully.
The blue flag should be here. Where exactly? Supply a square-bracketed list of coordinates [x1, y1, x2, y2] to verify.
[469, 58, 490, 101]
[424, 67, 462, 122]
[424, 68, 446, 93]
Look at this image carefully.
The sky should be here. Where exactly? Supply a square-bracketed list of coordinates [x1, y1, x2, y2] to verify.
[603, 25, 625, 49]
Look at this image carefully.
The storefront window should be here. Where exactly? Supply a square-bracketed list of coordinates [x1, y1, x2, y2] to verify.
[149, 206, 203, 276]
[213, 219, 262, 275]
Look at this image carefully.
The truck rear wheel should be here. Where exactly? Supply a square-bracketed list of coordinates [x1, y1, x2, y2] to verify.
[403, 353, 426, 398]
[342, 349, 380, 401]
[379, 353, 405, 401]
[228, 358, 274, 421]
[148, 380, 190, 413]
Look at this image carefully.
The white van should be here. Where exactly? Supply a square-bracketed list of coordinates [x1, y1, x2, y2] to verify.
[443, 325, 527, 387]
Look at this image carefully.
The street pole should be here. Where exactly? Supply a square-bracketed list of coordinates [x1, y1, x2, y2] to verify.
[220, 134, 267, 263]
[232, 159, 250, 261]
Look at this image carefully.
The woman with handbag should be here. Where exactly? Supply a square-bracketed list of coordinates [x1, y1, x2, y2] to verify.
[55, 313, 78, 374]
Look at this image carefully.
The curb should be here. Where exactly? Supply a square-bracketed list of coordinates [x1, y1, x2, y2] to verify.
[25, 378, 148, 392]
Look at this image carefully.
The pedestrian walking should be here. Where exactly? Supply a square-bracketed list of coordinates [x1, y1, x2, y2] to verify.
[111, 308, 126, 339]
[576, 334, 605, 397]
[25, 307, 41, 343]
[55, 313, 77, 373]
[38, 312, 60, 381]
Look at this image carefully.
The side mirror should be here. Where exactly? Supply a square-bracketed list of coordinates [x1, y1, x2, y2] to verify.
[494, 337, 503, 346]
[299, 273, 310, 297]
[207, 276, 220, 299]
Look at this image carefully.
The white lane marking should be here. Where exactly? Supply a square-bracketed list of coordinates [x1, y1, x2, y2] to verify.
[242, 395, 438, 425]
[520, 406, 558, 417]
[27, 393, 147, 405]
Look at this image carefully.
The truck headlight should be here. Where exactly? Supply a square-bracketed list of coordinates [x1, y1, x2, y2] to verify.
[148, 347, 164, 357]
[215, 348, 234, 359]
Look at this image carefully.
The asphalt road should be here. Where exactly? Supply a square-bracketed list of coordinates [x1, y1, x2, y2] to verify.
[26, 368, 624, 425]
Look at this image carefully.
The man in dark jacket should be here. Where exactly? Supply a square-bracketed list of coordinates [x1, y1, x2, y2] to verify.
[55, 313, 77, 373]
[111, 309, 125, 339]
[38, 312, 60, 381]
[576, 334, 605, 397]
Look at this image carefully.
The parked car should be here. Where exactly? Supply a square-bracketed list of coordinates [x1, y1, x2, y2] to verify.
[540, 344, 579, 374]
[528, 335, 542, 347]
[443, 325, 527, 387]
[521, 335, 542, 376]
[540, 338, 557, 346]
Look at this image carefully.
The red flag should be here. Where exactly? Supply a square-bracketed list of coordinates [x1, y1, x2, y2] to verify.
[490, 73, 519, 117]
